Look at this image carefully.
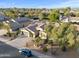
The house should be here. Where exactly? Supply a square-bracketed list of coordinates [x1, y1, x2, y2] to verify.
[59, 12, 71, 22]
[21, 20, 39, 38]
[59, 10, 64, 21]
[59, 10, 69, 22]
[60, 15, 79, 23]
[69, 9, 76, 17]
[7, 19, 31, 37]
[69, 17, 79, 23]
[15, 17, 33, 27]
[25, 24, 39, 38]
[21, 21, 47, 39]
[20, 28, 30, 37]
[0, 13, 9, 22]
[8, 17, 47, 39]
[20, 22, 39, 38]
[37, 24, 47, 39]
[36, 22, 47, 39]
[7, 18, 38, 37]
[59, 9, 79, 23]
[8, 19, 22, 32]
[7, 17, 33, 32]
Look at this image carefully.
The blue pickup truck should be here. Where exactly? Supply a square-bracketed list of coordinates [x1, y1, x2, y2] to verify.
[19, 48, 32, 57]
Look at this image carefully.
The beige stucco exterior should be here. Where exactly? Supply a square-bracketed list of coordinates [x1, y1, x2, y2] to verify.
[39, 31, 47, 39]
[36, 27, 43, 31]
[20, 28, 30, 37]
[36, 26, 47, 39]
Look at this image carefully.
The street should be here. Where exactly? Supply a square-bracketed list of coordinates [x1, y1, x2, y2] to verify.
[0, 41, 37, 58]
[0, 37, 37, 58]
[0, 41, 22, 58]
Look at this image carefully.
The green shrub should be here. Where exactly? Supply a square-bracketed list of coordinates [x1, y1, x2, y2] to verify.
[43, 46, 48, 52]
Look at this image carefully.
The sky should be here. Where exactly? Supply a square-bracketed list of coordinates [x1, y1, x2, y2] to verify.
[0, 0, 79, 8]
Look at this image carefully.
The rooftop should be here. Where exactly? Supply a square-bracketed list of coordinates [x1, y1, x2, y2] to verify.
[26, 24, 39, 35]
[0, 14, 9, 22]
[9, 20, 22, 31]
[15, 17, 32, 23]
[70, 17, 79, 20]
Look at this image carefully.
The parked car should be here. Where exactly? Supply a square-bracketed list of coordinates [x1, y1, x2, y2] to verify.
[19, 48, 32, 57]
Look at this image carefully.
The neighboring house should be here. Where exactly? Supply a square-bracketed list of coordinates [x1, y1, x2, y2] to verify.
[36, 22, 47, 39]
[0, 14, 10, 29]
[39, 31, 47, 39]
[60, 15, 79, 23]
[59, 11, 69, 22]
[8, 19, 22, 32]
[15, 17, 33, 27]
[7, 19, 31, 37]
[7, 17, 33, 32]
[59, 10, 79, 23]
[37, 24, 47, 39]
[59, 10, 64, 20]
[22, 21, 47, 39]
[69, 17, 79, 23]
[7, 18, 38, 37]
[25, 24, 39, 38]
[7, 17, 47, 39]
[61, 16, 69, 22]
[0, 14, 9, 22]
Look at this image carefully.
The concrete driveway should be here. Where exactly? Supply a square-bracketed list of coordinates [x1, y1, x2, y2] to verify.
[6, 36, 32, 48]
[0, 29, 7, 35]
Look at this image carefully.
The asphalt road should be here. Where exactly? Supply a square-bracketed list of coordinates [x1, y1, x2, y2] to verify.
[0, 36, 53, 58]
[0, 34, 37, 58]
[0, 41, 37, 58]
[0, 41, 20, 58]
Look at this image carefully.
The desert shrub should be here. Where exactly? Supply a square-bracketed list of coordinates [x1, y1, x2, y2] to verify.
[43, 46, 48, 52]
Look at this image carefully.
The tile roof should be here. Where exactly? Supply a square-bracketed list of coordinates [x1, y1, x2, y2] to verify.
[15, 17, 32, 23]
[25, 21, 46, 36]
[9, 20, 22, 31]
[0, 14, 9, 22]
[26, 24, 39, 35]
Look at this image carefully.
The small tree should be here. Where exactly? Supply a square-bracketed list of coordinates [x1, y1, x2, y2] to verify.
[34, 37, 42, 47]
[43, 46, 48, 52]
[45, 22, 77, 51]
[67, 32, 75, 47]
[48, 10, 59, 22]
